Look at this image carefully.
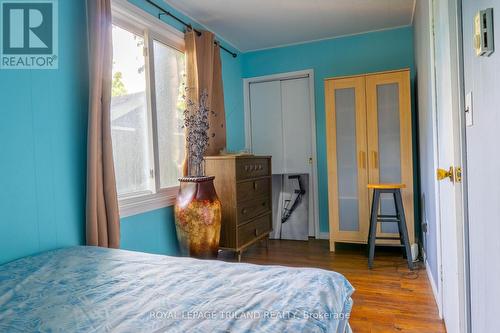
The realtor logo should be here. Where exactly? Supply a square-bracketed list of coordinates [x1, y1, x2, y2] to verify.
[1, 0, 58, 69]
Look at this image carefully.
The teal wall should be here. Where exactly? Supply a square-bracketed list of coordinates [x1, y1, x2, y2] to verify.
[240, 27, 416, 233]
[0, 0, 242, 264]
[0, 0, 416, 264]
[121, 207, 179, 255]
[0, 0, 89, 264]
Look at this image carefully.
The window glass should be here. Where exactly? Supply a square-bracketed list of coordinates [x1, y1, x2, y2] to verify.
[111, 25, 153, 196]
[153, 40, 186, 188]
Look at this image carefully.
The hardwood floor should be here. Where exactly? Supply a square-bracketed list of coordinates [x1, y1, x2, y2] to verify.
[220, 239, 445, 333]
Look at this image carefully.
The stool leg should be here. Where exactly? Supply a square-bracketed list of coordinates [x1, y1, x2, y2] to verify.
[393, 192, 405, 256]
[395, 190, 413, 270]
[368, 189, 380, 269]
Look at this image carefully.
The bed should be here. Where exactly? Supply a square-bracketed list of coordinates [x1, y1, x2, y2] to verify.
[0, 246, 354, 332]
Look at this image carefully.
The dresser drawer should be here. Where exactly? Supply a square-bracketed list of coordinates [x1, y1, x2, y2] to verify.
[238, 214, 272, 247]
[235, 158, 270, 180]
[237, 196, 271, 224]
[237, 177, 270, 202]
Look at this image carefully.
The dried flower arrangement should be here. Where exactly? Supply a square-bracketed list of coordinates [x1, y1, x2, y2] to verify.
[176, 87, 221, 258]
[182, 88, 211, 177]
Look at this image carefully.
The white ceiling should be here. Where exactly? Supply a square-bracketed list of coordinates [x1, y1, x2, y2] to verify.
[164, 0, 416, 52]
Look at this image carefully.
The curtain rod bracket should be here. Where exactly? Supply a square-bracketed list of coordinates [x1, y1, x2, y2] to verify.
[145, 0, 237, 58]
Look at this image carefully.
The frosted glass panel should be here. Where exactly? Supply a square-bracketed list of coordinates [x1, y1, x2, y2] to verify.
[335, 88, 359, 232]
[377, 83, 401, 233]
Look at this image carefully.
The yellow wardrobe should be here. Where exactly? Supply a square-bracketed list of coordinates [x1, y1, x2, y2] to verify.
[325, 69, 414, 251]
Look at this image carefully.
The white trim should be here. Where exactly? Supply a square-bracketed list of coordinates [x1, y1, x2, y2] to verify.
[308, 71, 320, 240]
[243, 25, 413, 53]
[243, 80, 252, 151]
[428, 0, 444, 319]
[243, 70, 312, 84]
[411, 0, 417, 25]
[243, 69, 321, 239]
[454, 1, 472, 331]
[430, 0, 469, 331]
[426, 260, 443, 318]
[318, 232, 330, 240]
[119, 188, 177, 218]
[112, 0, 184, 51]
[449, 0, 470, 331]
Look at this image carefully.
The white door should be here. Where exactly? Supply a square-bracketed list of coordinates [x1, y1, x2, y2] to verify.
[432, 0, 467, 332]
[246, 72, 318, 238]
[281, 78, 313, 174]
[249, 80, 284, 174]
[281, 78, 315, 235]
[249, 78, 313, 175]
[462, 1, 500, 332]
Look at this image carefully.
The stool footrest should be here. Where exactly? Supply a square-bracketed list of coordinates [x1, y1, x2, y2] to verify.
[375, 237, 401, 240]
[377, 218, 400, 222]
[372, 243, 405, 248]
[378, 215, 399, 218]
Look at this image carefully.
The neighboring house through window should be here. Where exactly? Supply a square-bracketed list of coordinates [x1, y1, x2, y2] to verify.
[111, 0, 186, 217]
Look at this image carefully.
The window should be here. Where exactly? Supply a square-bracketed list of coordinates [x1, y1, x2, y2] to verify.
[111, 1, 186, 217]
[153, 40, 186, 188]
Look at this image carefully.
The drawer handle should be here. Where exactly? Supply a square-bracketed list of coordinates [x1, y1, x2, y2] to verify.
[254, 229, 259, 236]
[253, 182, 258, 190]
[242, 208, 248, 215]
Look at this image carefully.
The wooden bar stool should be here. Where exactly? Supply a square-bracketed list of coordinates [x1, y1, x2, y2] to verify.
[367, 184, 413, 270]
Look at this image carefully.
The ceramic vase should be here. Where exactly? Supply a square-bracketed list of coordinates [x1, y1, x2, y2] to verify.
[174, 176, 221, 258]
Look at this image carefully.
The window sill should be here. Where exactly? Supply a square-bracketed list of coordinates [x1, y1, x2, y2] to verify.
[118, 188, 178, 218]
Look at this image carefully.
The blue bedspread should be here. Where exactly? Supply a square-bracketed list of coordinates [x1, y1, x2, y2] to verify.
[0, 246, 353, 333]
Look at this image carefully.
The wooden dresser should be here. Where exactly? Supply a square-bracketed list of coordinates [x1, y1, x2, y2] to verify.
[204, 155, 272, 261]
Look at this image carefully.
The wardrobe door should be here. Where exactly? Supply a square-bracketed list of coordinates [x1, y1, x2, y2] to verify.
[249, 81, 284, 174]
[365, 70, 414, 244]
[325, 77, 370, 249]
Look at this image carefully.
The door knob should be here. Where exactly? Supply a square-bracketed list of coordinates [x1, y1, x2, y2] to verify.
[437, 167, 455, 182]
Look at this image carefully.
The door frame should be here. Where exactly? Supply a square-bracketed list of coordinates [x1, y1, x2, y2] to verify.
[454, 0, 471, 331]
[429, 0, 471, 331]
[243, 69, 320, 239]
[427, 0, 444, 318]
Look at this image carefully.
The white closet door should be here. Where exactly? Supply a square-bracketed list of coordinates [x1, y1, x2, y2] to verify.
[281, 78, 312, 174]
[249, 80, 283, 174]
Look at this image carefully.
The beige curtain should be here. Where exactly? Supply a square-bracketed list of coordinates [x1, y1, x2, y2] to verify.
[85, 0, 120, 248]
[185, 30, 227, 157]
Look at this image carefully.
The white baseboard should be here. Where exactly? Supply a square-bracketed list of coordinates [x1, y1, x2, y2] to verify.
[317, 232, 330, 240]
[425, 260, 442, 319]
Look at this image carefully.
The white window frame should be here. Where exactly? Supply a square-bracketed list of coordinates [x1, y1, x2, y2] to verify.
[111, 0, 185, 218]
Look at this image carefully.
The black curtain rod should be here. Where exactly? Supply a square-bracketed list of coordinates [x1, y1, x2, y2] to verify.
[145, 0, 237, 58]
